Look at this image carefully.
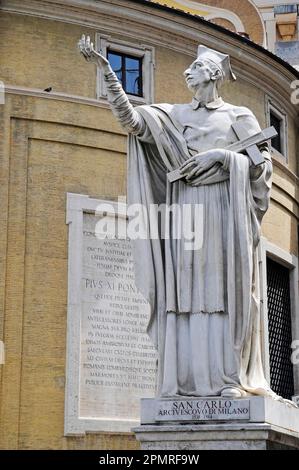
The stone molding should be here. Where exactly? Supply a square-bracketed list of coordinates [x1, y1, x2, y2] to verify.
[1, 0, 298, 120]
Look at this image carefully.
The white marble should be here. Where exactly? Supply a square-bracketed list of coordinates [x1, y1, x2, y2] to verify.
[65, 194, 156, 435]
[141, 397, 250, 423]
[133, 422, 299, 450]
[139, 396, 299, 434]
[292, 395, 299, 406]
[78, 39, 275, 400]
[134, 396, 299, 449]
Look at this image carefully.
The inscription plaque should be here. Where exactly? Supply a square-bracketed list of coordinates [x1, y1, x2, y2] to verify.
[80, 214, 156, 418]
[155, 398, 250, 422]
[65, 194, 156, 434]
[140, 397, 250, 424]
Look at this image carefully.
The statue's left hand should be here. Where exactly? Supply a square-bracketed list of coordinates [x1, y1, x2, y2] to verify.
[180, 149, 226, 181]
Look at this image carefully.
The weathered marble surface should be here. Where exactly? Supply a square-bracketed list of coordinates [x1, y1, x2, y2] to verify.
[133, 423, 299, 450]
[78, 38, 274, 400]
[134, 396, 299, 449]
[65, 194, 156, 434]
[79, 213, 156, 418]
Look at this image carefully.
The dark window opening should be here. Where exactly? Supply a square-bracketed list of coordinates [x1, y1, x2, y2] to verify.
[270, 111, 282, 154]
[107, 50, 143, 97]
[274, 5, 297, 15]
[267, 257, 294, 399]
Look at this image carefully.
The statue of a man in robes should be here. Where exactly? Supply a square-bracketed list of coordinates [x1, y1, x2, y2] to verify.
[78, 35, 276, 399]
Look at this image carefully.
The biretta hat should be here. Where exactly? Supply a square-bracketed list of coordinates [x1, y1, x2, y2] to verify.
[197, 45, 236, 81]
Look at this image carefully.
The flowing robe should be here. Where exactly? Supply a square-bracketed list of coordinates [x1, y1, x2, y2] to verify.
[128, 99, 274, 397]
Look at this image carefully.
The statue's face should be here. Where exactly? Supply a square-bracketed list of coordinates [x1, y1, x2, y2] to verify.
[184, 59, 215, 92]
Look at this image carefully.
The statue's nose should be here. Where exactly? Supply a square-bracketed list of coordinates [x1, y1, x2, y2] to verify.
[183, 68, 191, 77]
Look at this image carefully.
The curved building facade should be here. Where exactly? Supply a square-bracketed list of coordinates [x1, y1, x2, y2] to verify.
[0, 0, 298, 450]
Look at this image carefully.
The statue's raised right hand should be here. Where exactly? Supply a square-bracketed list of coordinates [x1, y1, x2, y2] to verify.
[78, 34, 111, 72]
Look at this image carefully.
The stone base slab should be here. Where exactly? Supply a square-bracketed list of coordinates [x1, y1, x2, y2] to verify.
[133, 423, 299, 450]
[133, 396, 299, 450]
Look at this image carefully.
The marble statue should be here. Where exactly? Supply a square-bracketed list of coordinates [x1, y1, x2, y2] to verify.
[78, 35, 276, 400]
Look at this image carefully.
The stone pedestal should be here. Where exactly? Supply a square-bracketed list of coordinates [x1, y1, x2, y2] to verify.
[133, 396, 299, 450]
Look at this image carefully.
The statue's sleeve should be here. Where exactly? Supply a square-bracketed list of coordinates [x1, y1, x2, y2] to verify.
[103, 70, 147, 136]
[248, 149, 273, 223]
[223, 107, 273, 223]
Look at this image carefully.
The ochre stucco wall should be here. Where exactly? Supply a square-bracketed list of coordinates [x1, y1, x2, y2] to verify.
[0, 10, 298, 449]
[153, 0, 265, 43]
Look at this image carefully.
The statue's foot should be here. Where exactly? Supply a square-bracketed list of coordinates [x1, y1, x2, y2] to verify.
[221, 387, 243, 398]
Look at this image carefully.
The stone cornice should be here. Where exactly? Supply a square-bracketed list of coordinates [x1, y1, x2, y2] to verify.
[1, 0, 299, 120]
[5, 84, 299, 182]
[4, 84, 110, 108]
[272, 155, 299, 185]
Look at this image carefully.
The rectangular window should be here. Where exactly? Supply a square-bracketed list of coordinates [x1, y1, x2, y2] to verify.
[107, 50, 143, 97]
[96, 35, 155, 104]
[266, 98, 288, 160]
[267, 257, 294, 399]
[270, 111, 282, 153]
[274, 5, 297, 15]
